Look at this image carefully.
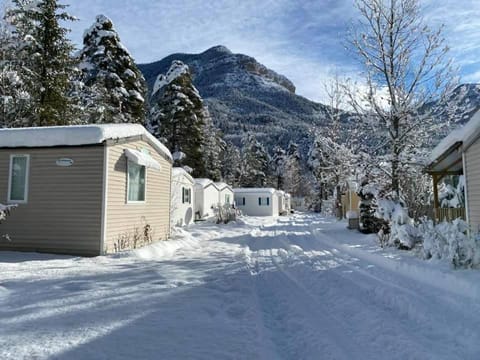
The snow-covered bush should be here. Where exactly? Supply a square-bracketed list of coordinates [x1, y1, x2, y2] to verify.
[214, 204, 238, 224]
[0, 204, 16, 222]
[420, 219, 480, 268]
[376, 199, 420, 249]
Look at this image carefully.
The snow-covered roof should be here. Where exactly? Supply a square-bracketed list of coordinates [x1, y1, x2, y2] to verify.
[194, 178, 219, 190]
[233, 188, 277, 194]
[124, 148, 161, 170]
[214, 182, 232, 191]
[172, 167, 194, 184]
[429, 109, 480, 163]
[275, 190, 285, 196]
[0, 124, 172, 161]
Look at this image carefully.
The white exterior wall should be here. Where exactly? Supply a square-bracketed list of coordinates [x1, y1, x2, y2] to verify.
[219, 188, 234, 207]
[171, 175, 194, 227]
[195, 184, 219, 218]
[276, 192, 286, 214]
[235, 192, 278, 216]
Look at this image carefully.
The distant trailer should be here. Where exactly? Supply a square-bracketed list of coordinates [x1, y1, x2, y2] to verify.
[194, 178, 220, 220]
[171, 167, 195, 227]
[234, 188, 279, 217]
[214, 182, 234, 208]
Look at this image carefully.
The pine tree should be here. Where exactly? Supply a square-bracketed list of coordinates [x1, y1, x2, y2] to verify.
[0, 12, 32, 127]
[240, 133, 270, 187]
[284, 142, 304, 197]
[78, 15, 147, 124]
[271, 146, 286, 190]
[8, 0, 78, 126]
[149, 60, 206, 177]
[202, 107, 225, 181]
[221, 142, 242, 187]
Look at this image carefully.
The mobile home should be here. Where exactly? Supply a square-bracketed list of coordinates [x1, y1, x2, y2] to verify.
[171, 167, 195, 227]
[0, 124, 172, 256]
[194, 178, 220, 219]
[215, 182, 234, 208]
[234, 188, 279, 216]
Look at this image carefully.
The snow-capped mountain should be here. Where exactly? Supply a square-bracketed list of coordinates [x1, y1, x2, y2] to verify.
[139, 45, 331, 149]
[139, 46, 480, 152]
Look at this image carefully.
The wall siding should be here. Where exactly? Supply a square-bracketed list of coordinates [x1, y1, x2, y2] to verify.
[0, 146, 104, 255]
[171, 176, 194, 227]
[105, 140, 171, 253]
[466, 141, 480, 232]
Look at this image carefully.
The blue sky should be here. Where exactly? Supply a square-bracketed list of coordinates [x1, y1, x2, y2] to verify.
[63, 0, 480, 103]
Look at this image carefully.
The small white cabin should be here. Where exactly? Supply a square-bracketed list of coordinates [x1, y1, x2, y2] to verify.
[285, 193, 292, 213]
[215, 182, 234, 207]
[171, 167, 195, 227]
[275, 190, 286, 215]
[234, 188, 279, 217]
[194, 178, 220, 219]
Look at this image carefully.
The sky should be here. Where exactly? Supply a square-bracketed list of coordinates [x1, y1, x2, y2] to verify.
[59, 0, 480, 103]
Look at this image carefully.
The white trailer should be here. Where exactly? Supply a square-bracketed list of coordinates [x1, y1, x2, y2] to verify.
[194, 178, 220, 219]
[171, 167, 195, 227]
[234, 188, 279, 217]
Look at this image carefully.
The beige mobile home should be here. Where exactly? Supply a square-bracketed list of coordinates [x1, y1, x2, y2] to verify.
[0, 124, 173, 256]
[171, 167, 195, 227]
[427, 109, 480, 229]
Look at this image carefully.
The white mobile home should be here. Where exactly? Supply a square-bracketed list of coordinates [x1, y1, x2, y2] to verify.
[194, 178, 220, 219]
[275, 190, 286, 215]
[285, 193, 292, 213]
[171, 167, 195, 227]
[234, 188, 279, 216]
[215, 182, 234, 207]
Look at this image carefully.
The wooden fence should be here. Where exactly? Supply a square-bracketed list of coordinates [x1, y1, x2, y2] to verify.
[408, 206, 465, 223]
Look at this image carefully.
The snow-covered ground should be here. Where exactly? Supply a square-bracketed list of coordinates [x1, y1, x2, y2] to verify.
[1, 213, 480, 360]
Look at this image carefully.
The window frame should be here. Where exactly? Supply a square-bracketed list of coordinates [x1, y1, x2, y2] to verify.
[126, 159, 147, 204]
[8, 154, 30, 204]
[258, 196, 270, 206]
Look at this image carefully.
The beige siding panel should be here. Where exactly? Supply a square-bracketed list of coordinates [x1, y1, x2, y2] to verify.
[0, 146, 104, 255]
[465, 140, 480, 232]
[105, 140, 171, 253]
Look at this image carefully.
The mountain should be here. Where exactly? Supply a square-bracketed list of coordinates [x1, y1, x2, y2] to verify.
[139, 46, 480, 153]
[139, 45, 332, 150]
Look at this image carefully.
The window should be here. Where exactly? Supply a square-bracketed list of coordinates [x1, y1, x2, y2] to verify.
[225, 194, 230, 204]
[258, 197, 270, 206]
[8, 155, 29, 203]
[127, 160, 145, 202]
[182, 187, 191, 204]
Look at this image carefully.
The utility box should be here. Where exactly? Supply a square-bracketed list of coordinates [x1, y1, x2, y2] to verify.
[346, 210, 359, 230]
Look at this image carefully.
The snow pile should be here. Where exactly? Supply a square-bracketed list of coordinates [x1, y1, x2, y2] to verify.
[420, 219, 480, 268]
[0, 204, 16, 221]
[124, 148, 161, 170]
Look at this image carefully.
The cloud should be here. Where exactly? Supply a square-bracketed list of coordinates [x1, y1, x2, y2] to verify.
[63, 0, 480, 104]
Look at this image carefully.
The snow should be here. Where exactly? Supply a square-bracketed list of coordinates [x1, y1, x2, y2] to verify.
[213, 182, 231, 191]
[429, 108, 480, 163]
[124, 148, 161, 170]
[234, 187, 277, 194]
[172, 167, 194, 183]
[152, 60, 189, 95]
[0, 124, 172, 161]
[194, 178, 216, 189]
[1, 213, 480, 359]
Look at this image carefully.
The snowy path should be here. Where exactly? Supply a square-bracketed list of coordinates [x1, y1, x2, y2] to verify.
[0, 213, 480, 359]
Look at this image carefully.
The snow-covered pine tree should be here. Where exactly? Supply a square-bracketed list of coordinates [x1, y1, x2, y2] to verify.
[7, 0, 78, 126]
[271, 146, 286, 190]
[0, 12, 32, 127]
[202, 107, 225, 181]
[149, 60, 206, 177]
[283, 142, 304, 197]
[78, 15, 147, 124]
[240, 133, 270, 187]
[221, 142, 242, 187]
